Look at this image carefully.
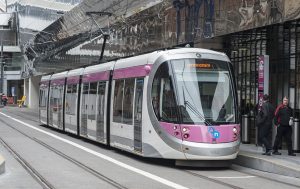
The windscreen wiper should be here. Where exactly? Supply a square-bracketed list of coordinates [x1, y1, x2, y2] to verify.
[184, 100, 212, 126]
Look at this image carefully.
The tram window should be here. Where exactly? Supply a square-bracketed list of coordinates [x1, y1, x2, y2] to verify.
[171, 59, 235, 124]
[134, 78, 144, 121]
[97, 82, 106, 123]
[88, 82, 98, 120]
[152, 63, 178, 123]
[123, 78, 135, 125]
[65, 84, 77, 115]
[81, 83, 89, 113]
[113, 78, 136, 124]
[113, 80, 124, 123]
[39, 88, 47, 107]
[161, 79, 178, 122]
[50, 85, 63, 113]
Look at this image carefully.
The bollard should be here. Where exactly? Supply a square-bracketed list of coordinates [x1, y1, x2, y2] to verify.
[292, 118, 300, 153]
[242, 115, 250, 144]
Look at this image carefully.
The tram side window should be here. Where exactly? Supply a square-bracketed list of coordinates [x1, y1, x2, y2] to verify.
[39, 88, 47, 108]
[123, 78, 135, 125]
[97, 82, 106, 122]
[134, 78, 144, 121]
[50, 85, 63, 112]
[113, 80, 124, 123]
[152, 63, 178, 123]
[49, 86, 54, 110]
[65, 84, 77, 115]
[81, 83, 89, 114]
[113, 78, 135, 124]
[88, 82, 98, 120]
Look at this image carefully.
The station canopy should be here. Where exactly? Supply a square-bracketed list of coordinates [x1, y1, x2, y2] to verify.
[25, 0, 168, 75]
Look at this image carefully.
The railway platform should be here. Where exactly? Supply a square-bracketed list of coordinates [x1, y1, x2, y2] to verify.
[234, 144, 300, 178]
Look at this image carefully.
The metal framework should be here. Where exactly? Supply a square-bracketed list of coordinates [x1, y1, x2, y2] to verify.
[85, 11, 112, 63]
[226, 19, 300, 128]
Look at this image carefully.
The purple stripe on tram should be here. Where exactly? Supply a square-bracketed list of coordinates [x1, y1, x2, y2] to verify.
[82, 71, 110, 83]
[113, 64, 152, 79]
[40, 81, 49, 85]
[67, 76, 80, 85]
[160, 122, 240, 144]
[39, 84, 48, 89]
[51, 78, 66, 85]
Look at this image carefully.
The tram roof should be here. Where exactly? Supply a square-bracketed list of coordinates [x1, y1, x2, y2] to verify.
[41, 75, 52, 82]
[50, 71, 69, 80]
[67, 68, 84, 77]
[83, 61, 114, 75]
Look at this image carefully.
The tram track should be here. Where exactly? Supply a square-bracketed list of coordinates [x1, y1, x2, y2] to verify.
[0, 137, 55, 189]
[182, 170, 243, 189]
[4, 109, 300, 188]
[182, 165, 300, 189]
[0, 116, 128, 189]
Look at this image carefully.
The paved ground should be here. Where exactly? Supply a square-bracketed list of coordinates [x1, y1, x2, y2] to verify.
[0, 106, 299, 189]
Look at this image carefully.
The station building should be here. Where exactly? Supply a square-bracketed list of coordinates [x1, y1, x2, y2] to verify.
[0, 0, 79, 106]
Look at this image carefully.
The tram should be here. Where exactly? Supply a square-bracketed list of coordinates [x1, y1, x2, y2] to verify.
[39, 48, 240, 166]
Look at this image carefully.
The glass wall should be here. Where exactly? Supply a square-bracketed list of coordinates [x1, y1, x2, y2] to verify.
[226, 19, 300, 144]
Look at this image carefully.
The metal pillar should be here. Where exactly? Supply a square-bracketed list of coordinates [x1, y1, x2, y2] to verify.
[0, 40, 3, 105]
[85, 11, 112, 64]
[241, 115, 251, 143]
[99, 34, 109, 63]
[293, 119, 300, 152]
[173, 0, 185, 45]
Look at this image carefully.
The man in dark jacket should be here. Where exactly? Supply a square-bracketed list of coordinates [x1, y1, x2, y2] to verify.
[273, 96, 296, 156]
[257, 94, 275, 155]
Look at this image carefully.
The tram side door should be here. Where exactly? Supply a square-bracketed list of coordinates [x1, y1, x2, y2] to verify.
[134, 78, 144, 152]
[80, 83, 89, 137]
[96, 81, 106, 143]
[87, 82, 97, 140]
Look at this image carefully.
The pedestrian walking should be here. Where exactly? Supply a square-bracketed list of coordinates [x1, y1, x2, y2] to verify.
[256, 94, 275, 156]
[273, 96, 296, 156]
[2, 93, 7, 106]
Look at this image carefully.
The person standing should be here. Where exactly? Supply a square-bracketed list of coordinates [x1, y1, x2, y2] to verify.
[273, 96, 296, 156]
[257, 94, 275, 156]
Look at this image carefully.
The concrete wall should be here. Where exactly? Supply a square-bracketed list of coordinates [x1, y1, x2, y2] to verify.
[28, 75, 41, 109]
[24, 78, 29, 106]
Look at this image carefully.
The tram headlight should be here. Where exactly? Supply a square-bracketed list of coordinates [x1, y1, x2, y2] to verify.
[183, 133, 189, 139]
[233, 127, 238, 134]
[182, 127, 188, 132]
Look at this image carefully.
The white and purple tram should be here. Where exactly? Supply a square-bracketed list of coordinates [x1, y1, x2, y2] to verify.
[39, 48, 240, 165]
